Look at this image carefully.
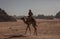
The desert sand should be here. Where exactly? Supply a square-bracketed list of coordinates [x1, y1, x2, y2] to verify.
[0, 19, 60, 39]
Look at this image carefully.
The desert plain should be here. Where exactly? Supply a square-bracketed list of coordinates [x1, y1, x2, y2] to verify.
[0, 19, 60, 39]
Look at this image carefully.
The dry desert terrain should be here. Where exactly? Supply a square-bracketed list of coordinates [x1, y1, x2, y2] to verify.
[0, 19, 60, 39]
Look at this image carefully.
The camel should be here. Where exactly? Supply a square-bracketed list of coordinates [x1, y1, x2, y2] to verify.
[21, 16, 37, 35]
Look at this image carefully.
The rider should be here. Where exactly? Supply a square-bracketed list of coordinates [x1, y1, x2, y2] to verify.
[28, 9, 33, 17]
[28, 9, 35, 22]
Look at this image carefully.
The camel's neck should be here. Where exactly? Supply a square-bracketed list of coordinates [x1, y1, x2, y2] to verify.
[22, 18, 27, 24]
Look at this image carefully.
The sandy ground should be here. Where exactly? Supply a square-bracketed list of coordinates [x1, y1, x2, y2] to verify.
[0, 19, 60, 39]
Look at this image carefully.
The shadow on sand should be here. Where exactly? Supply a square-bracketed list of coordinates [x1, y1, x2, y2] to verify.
[4, 34, 26, 39]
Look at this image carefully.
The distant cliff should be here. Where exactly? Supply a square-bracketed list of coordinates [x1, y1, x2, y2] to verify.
[0, 8, 17, 22]
[55, 11, 60, 18]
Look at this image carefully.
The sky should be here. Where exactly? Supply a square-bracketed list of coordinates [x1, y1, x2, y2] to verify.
[0, 0, 60, 16]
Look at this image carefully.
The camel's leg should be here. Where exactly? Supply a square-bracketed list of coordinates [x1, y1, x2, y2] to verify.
[32, 25, 37, 36]
[25, 25, 29, 34]
[28, 25, 31, 35]
[34, 27, 37, 36]
[32, 22, 37, 35]
[25, 24, 31, 34]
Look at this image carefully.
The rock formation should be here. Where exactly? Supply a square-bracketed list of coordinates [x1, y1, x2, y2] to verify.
[0, 8, 17, 22]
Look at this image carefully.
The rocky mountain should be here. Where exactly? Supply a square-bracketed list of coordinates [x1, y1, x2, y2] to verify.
[0, 8, 17, 22]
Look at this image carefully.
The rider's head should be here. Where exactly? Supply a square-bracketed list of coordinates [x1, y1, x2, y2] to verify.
[29, 9, 31, 12]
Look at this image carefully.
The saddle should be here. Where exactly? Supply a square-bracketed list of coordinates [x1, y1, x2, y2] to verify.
[27, 16, 36, 22]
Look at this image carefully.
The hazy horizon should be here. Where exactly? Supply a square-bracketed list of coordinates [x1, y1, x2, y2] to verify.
[0, 0, 60, 16]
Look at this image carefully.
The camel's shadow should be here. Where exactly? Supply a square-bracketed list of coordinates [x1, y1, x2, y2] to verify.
[4, 34, 26, 39]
